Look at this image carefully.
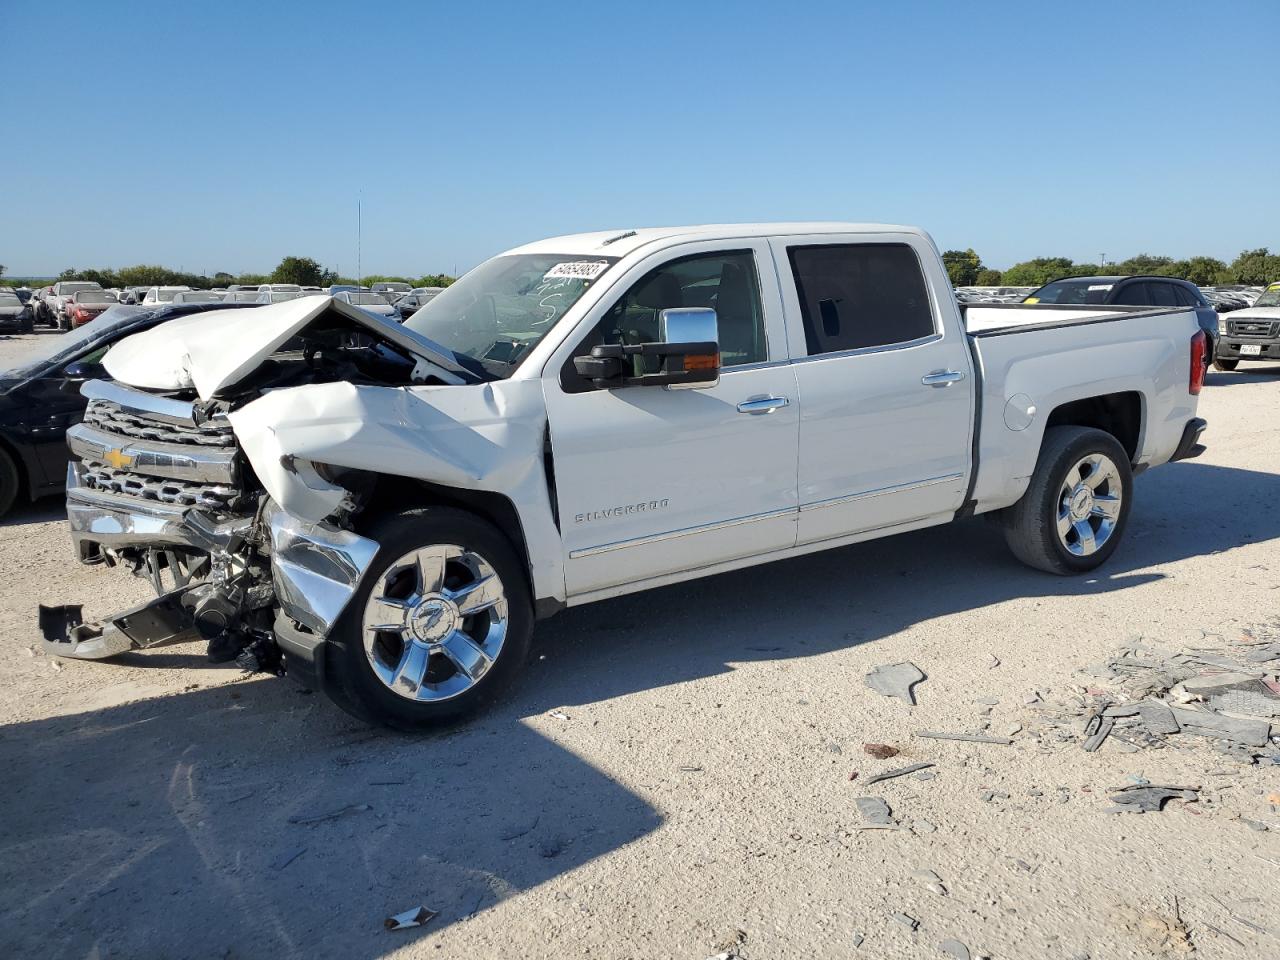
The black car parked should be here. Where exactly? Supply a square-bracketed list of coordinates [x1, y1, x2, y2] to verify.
[0, 289, 35, 334]
[0, 301, 254, 517]
[1025, 275, 1219, 358]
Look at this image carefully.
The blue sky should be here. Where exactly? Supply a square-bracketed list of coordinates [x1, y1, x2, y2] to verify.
[4, 0, 1278, 277]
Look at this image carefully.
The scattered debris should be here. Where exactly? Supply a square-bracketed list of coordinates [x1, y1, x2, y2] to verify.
[866, 662, 926, 705]
[850, 931, 865, 948]
[913, 818, 937, 833]
[1107, 784, 1199, 814]
[914, 731, 1013, 745]
[864, 762, 934, 785]
[287, 803, 372, 825]
[855, 797, 894, 826]
[915, 770, 937, 781]
[987, 655, 1001, 669]
[1167, 706, 1270, 747]
[939, 939, 971, 960]
[863, 743, 899, 760]
[384, 905, 438, 931]
[548, 710, 571, 721]
[891, 912, 920, 932]
[1081, 713, 1114, 752]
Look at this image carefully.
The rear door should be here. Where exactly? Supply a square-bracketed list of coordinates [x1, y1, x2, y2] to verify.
[543, 239, 800, 597]
[768, 234, 973, 545]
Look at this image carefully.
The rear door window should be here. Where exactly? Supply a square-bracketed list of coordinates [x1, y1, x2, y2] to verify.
[787, 243, 934, 355]
[1172, 285, 1197, 308]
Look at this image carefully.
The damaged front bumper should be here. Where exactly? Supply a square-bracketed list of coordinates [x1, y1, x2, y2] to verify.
[50, 466, 380, 683]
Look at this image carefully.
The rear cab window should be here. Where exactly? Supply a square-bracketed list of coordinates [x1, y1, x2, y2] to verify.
[786, 243, 935, 355]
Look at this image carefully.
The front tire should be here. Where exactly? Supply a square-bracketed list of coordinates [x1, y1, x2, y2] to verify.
[325, 507, 533, 730]
[1213, 357, 1238, 371]
[1003, 426, 1133, 575]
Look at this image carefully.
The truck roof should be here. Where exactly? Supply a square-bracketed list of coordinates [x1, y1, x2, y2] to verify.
[505, 222, 925, 258]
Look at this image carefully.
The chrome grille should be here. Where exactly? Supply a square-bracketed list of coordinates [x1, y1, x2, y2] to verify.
[80, 459, 240, 510]
[84, 399, 236, 447]
[1227, 319, 1277, 337]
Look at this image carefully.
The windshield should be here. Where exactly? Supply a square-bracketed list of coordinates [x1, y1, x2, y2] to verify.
[0, 292, 20, 306]
[176, 292, 222, 302]
[1, 305, 147, 380]
[346, 293, 386, 305]
[76, 290, 114, 304]
[403, 253, 618, 377]
[1254, 284, 1280, 308]
[59, 282, 100, 294]
[1026, 279, 1116, 304]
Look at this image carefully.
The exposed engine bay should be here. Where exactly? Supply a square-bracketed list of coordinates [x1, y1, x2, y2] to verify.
[39, 297, 487, 680]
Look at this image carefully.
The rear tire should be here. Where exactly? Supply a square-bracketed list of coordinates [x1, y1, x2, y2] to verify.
[325, 506, 533, 730]
[1213, 358, 1238, 372]
[1003, 426, 1133, 575]
[0, 448, 20, 518]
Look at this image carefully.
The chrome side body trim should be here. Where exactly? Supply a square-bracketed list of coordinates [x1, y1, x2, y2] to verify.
[568, 506, 796, 559]
[265, 501, 380, 636]
[67, 422, 240, 485]
[799, 473, 964, 513]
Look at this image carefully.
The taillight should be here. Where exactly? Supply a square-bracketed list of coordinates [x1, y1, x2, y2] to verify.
[1189, 330, 1206, 395]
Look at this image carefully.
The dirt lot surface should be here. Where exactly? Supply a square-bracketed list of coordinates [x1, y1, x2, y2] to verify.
[1, 328, 1278, 960]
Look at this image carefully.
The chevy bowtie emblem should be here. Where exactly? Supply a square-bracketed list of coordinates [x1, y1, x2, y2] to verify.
[103, 448, 134, 470]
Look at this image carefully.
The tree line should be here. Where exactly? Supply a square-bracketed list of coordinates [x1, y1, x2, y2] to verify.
[0, 256, 455, 290]
[942, 248, 1280, 288]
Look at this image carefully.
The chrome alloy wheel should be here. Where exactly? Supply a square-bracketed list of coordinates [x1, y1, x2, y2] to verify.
[1056, 453, 1123, 557]
[362, 544, 508, 702]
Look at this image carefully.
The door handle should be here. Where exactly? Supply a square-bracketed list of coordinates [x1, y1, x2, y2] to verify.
[921, 370, 965, 387]
[736, 396, 790, 414]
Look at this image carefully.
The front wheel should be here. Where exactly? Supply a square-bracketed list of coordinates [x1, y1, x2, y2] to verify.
[1002, 426, 1133, 575]
[325, 507, 533, 730]
[1213, 357, 1238, 371]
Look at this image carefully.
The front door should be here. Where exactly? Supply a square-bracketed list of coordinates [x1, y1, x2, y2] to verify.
[544, 241, 800, 597]
[769, 235, 974, 545]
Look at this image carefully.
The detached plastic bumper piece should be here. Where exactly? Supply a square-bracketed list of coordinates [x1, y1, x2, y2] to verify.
[39, 588, 198, 661]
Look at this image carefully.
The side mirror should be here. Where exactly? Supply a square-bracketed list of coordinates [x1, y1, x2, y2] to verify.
[572, 308, 720, 390]
[64, 361, 107, 381]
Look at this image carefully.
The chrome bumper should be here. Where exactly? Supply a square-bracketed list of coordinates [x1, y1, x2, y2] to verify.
[66, 462, 379, 640]
[265, 501, 379, 637]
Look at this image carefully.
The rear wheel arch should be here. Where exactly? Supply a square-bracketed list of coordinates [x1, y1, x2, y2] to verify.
[1042, 390, 1143, 463]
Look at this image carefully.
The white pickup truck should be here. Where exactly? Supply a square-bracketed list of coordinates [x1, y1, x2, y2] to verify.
[43, 223, 1208, 728]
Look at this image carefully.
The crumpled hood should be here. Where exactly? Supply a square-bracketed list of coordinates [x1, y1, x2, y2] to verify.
[101, 295, 467, 399]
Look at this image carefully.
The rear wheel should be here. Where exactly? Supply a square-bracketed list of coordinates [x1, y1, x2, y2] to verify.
[1213, 357, 1238, 372]
[1003, 426, 1133, 575]
[326, 507, 533, 730]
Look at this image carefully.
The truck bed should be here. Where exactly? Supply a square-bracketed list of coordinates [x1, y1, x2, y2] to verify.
[961, 302, 1203, 516]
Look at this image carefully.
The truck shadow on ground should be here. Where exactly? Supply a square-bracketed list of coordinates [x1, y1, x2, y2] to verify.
[1205, 365, 1280, 385]
[2, 460, 1277, 958]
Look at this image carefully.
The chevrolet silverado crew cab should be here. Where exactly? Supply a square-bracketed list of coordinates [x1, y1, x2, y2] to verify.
[42, 223, 1208, 729]
[1213, 281, 1280, 370]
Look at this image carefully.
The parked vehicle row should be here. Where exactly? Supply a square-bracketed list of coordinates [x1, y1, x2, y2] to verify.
[32, 222, 1208, 731]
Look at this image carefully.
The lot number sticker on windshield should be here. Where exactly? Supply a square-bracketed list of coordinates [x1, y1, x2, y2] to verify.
[544, 261, 610, 281]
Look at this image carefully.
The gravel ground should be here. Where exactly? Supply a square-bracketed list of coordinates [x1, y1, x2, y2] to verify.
[1, 328, 1278, 960]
